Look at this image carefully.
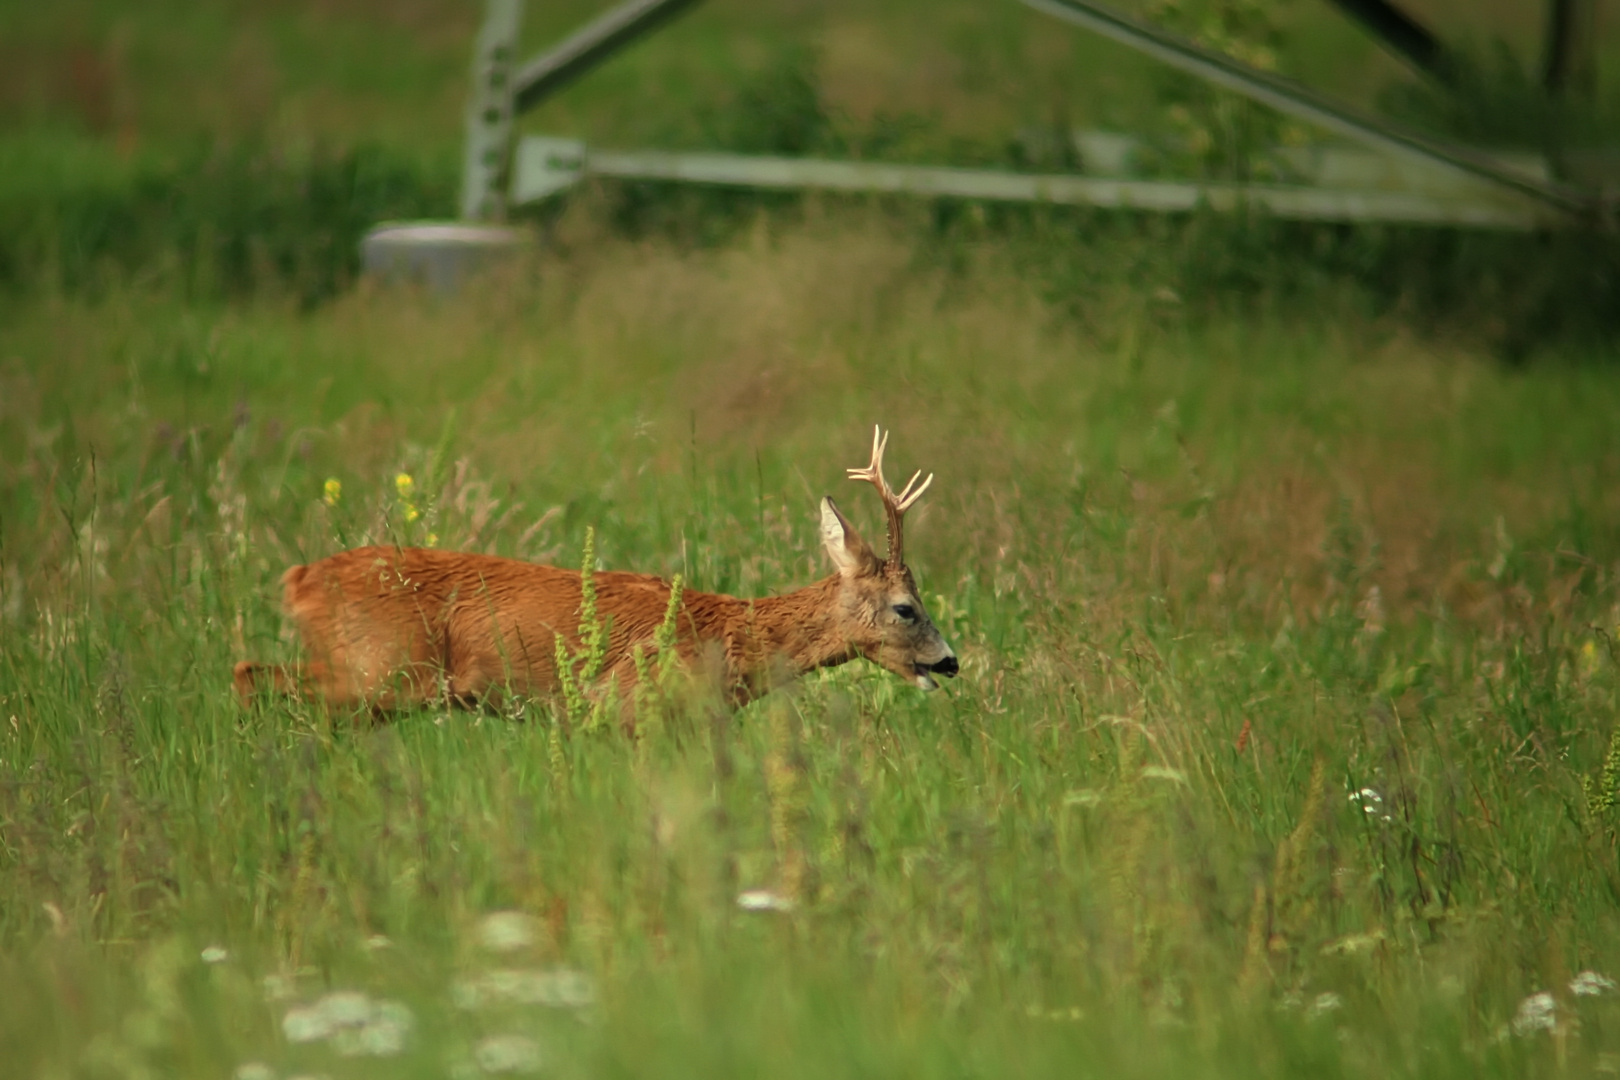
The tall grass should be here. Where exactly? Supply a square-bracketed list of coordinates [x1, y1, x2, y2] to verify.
[4, 214, 1620, 1077]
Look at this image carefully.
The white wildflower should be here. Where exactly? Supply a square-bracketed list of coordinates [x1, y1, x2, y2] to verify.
[1307, 992, 1344, 1018]
[737, 889, 796, 913]
[1347, 787, 1392, 822]
[476, 911, 539, 954]
[282, 1005, 334, 1044]
[363, 934, 393, 952]
[315, 991, 373, 1028]
[452, 967, 596, 1010]
[281, 991, 412, 1055]
[1513, 991, 1558, 1035]
[1571, 971, 1616, 997]
[474, 1034, 544, 1074]
[332, 1000, 413, 1058]
[200, 945, 230, 964]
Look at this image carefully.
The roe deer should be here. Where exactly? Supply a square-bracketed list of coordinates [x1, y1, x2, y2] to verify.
[233, 427, 958, 711]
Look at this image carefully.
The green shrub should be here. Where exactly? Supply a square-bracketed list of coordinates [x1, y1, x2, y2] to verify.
[0, 136, 455, 305]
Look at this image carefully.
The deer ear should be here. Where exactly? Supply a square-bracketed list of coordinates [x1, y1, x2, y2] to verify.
[820, 496, 877, 577]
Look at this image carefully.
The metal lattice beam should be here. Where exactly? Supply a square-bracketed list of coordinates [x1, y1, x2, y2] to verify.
[510, 137, 1558, 230]
[1544, 0, 1598, 100]
[460, 0, 524, 221]
[512, 0, 705, 114]
[1020, 0, 1591, 219]
[1322, 0, 1454, 85]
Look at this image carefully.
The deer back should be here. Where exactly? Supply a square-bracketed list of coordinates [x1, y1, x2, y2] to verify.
[278, 546, 702, 710]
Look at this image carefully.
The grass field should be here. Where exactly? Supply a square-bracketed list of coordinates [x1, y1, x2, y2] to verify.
[5, 2, 1620, 1078]
[6, 212, 1620, 1078]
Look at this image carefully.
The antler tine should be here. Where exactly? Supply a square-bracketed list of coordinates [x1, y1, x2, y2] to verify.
[846, 425, 890, 491]
[893, 470, 934, 512]
[845, 425, 932, 567]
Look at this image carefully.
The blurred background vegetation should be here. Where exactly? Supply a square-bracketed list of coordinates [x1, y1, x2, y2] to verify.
[1, 0, 1619, 353]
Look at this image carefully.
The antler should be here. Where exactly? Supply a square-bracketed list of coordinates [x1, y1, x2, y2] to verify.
[847, 425, 933, 567]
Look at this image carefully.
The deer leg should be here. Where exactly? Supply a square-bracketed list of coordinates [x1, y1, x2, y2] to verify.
[233, 659, 355, 708]
[232, 660, 303, 704]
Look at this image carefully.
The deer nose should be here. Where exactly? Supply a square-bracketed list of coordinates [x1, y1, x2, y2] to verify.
[930, 655, 959, 678]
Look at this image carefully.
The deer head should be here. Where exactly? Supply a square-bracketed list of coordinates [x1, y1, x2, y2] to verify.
[819, 426, 958, 690]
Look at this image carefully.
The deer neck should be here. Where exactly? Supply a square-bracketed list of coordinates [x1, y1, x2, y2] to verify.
[723, 574, 857, 698]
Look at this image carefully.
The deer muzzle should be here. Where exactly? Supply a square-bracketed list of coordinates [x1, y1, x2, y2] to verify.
[912, 652, 959, 690]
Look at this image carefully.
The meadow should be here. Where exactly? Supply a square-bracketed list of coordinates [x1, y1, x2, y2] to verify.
[5, 1, 1620, 1078]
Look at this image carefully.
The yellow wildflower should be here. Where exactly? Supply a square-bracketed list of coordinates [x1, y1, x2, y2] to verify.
[395, 473, 414, 499]
[1580, 638, 1601, 677]
[323, 478, 342, 506]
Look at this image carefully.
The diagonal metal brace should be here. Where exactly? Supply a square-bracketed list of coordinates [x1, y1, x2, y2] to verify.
[513, 0, 705, 114]
[1020, 0, 1592, 220]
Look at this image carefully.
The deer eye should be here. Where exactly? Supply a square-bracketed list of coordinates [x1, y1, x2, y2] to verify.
[892, 603, 916, 621]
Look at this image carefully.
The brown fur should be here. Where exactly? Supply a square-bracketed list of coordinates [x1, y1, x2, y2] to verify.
[234, 491, 956, 713]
